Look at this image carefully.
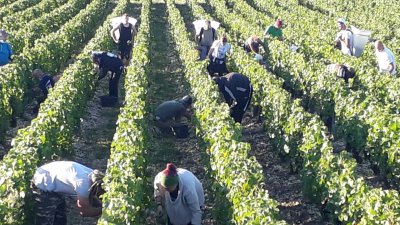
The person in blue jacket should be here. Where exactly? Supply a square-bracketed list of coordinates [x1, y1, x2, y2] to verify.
[0, 30, 13, 66]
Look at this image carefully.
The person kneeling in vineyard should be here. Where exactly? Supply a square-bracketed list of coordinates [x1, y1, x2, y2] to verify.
[92, 51, 124, 106]
[213, 72, 253, 123]
[154, 163, 205, 225]
[32, 69, 60, 113]
[326, 63, 356, 84]
[31, 161, 105, 225]
[244, 35, 263, 54]
[154, 95, 192, 138]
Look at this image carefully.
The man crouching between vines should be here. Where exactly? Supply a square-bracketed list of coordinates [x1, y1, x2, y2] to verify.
[31, 161, 105, 225]
[154, 163, 205, 225]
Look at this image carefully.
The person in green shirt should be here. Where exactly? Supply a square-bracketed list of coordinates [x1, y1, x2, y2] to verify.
[263, 19, 283, 41]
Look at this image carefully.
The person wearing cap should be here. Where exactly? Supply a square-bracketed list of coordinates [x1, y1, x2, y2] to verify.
[32, 161, 105, 225]
[374, 40, 396, 75]
[111, 13, 137, 63]
[244, 35, 263, 54]
[213, 72, 253, 123]
[154, 163, 205, 225]
[326, 63, 356, 83]
[92, 51, 124, 98]
[263, 19, 283, 41]
[207, 34, 231, 76]
[196, 20, 217, 60]
[154, 95, 192, 133]
[334, 18, 354, 56]
[0, 30, 13, 66]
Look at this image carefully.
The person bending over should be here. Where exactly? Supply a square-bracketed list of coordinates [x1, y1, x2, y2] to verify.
[32, 161, 105, 225]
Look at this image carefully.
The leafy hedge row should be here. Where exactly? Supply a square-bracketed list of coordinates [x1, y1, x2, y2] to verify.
[0, 0, 41, 19]
[204, 0, 400, 223]
[11, 0, 91, 53]
[0, 0, 107, 143]
[0, 0, 69, 31]
[167, 0, 286, 224]
[234, 0, 400, 189]
[0, 0, 127, 223]
[98, 0, 151, 224]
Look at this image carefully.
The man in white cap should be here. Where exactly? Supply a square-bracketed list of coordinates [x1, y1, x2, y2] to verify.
[374, 40, 396, 75]
[335, 18, 354, 56]
[0, 30, 13, 66]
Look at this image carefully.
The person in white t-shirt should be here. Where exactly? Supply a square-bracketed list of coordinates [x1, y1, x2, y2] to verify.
[207, 34, 231, 76]
[375, 40, 396, 75]
[32, 161, 105, 225]
[335, 18, 354, 56]
[154, 163, 205, 225]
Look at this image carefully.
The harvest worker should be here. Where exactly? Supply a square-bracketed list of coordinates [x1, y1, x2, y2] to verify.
[334, 18, 354, 56]
[326, 63, 356, 83]
[111, 13, 137, 63]
[196, 20, 217, 60]
[92, 51, 124, 100]
[31, 69, 59, 113]
[31, 161, 105, 225]
[154, 163, 205, 225]
[0, 29, 13, 66]
[244, 35, 263, 54]
[263, 19, 283, 41]
[374, 40, 396, 75]
[154, 95, 192, 138]
[213, 72, 253, 123]
[207, 34, 231, 77]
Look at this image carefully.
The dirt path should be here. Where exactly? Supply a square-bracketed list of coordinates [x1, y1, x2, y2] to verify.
[241, 114, 330, 225]
[143, 1, 215, 224]
[62, 2, 142, 224]
[184, 1, 330, 224]
[0, 1, 118, 160]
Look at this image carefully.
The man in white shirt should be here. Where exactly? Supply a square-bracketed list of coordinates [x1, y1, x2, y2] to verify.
[335, 18, 354, 56]
[32, 161, 105, 225]
[154, 163, 204, 225]
[375, 40, 396, 75]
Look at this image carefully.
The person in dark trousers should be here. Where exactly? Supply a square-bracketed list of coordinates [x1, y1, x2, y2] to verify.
[32, 69, 59, 113]
[326, 63, 356, 83]
[196, 20, 217, 60]
[213, 73, 253, 123]
[92, 51, 124, 99]
[111, 13, 137, 63]
[207, 35, 231, 77]
[154, 95, 192, 137]
[31, 161, 105, 225]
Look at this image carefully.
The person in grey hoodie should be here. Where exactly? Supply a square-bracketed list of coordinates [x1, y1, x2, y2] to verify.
[154, 163, 205, 225]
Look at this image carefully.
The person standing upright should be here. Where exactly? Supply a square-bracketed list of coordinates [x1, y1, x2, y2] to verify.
[196, 20, 217, 60]
[111, 13, 137, 63]
[335, 18, 354, 56]
[374, 40, 396, 75]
